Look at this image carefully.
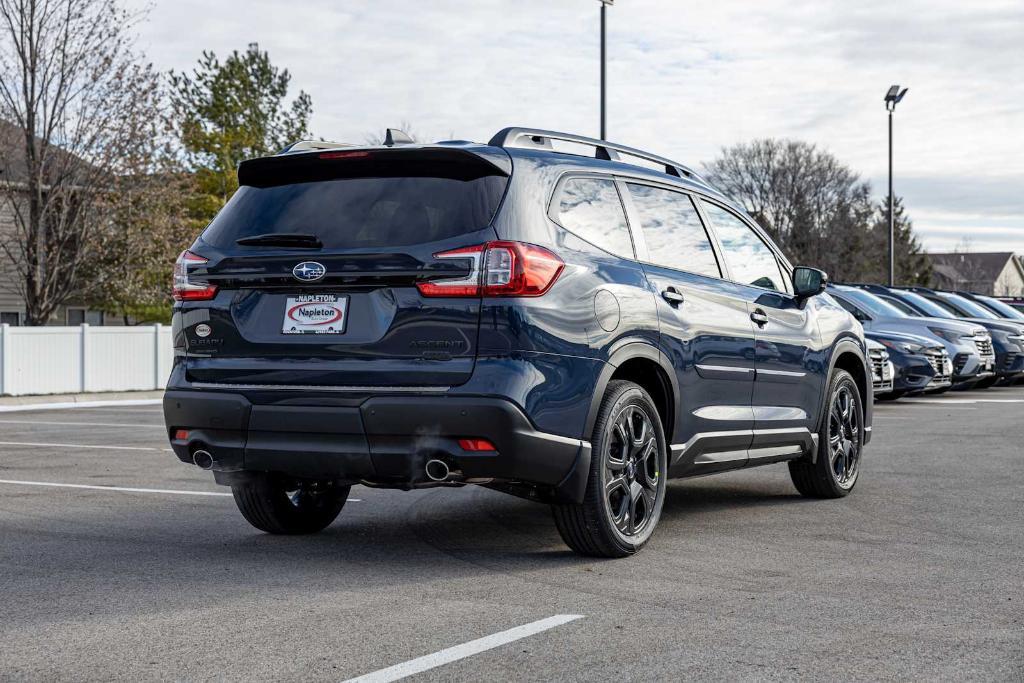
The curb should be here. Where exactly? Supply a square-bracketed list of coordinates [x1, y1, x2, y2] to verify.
[0, 391, 164, 413]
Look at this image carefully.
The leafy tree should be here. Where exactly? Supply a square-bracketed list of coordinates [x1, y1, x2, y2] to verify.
[169, 43, 313, 219]
[865, 195, 932, 285]
[81, 170, 195, 323]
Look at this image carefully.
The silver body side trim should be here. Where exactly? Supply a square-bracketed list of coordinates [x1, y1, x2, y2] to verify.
[757, 368, 807, 378]
[694, 364, 755, 374]
[670, 427, 815, 466]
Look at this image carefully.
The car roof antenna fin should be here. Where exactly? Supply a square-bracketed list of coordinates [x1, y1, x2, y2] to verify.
[383, 128, 415, 147]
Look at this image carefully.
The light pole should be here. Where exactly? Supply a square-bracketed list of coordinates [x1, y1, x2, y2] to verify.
[599, 0, 613, 139]
[884, 84, 908, 286]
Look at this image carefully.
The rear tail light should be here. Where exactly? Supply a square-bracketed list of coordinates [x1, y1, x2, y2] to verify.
[417, 241, 563, 298]
[173, 250, 218, 301]
[458, 438, 497, 452]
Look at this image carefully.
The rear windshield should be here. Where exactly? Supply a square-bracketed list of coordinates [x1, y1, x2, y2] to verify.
[202, 154, 508, 249]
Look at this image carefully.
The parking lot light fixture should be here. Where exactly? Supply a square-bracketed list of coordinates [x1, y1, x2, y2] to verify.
[884, 84, 909, 286]
[598, 0, 614, 140]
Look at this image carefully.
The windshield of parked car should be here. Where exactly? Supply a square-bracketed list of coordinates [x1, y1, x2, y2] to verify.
[833, 287, 907, 318]
[879, 295, 920, 316]
[936, 292, 999, 319]
[976, 295, 1024, 320]
[897, 291, 958, 318]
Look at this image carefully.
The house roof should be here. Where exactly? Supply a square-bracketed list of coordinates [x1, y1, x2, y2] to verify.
[0, 119, 30, 184]
[0, 119, 97, 187]
[929, 252, 1020, 285]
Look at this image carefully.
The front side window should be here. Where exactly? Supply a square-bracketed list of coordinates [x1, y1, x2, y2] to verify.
[700, 201, 787, 292]
[554, 178, 634, 258]
[626, 184, 720, 278]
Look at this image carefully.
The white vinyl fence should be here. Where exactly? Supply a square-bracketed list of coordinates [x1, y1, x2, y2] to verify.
[0, 324, 173, 396]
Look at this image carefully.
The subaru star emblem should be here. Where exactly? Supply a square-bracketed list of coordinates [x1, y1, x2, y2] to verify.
[292, 261, 326, 282]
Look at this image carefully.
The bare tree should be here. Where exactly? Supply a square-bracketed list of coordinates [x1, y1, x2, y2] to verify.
[0, 0, 163, 324]
[703, 139, 930, 284]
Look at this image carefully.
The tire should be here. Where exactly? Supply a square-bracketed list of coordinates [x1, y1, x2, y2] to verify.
[789, 369, 864, 499]
[552, 380, 668, 558]
[232, 475, 350, 534]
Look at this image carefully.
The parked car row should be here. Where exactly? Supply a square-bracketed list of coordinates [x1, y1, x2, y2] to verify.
[828, 284, 1024, 401]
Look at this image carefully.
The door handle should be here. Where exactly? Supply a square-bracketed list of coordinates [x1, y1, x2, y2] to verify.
[750, 309, 769, 326]
[661, 287, 685, 306]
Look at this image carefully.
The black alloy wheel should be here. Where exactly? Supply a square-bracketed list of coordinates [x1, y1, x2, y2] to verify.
[828, 383, 862, 490]
[553, 380, 668, 557]
[604, 405, 661, 537]
[790, 368, 864, 498]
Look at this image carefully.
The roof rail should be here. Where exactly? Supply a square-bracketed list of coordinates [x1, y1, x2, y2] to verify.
[488, 127, 708, 184]
[278, 139, 356, 154]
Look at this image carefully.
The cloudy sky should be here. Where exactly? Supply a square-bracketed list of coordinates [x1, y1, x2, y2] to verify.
[128, 0, 1024, 253]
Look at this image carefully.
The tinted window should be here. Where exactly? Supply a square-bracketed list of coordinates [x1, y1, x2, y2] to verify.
[831, 294, 864, 318]
[700, 201, 786, 292]
[202, 173, 507, 250]
[627, 184, 720, 277]
[555, 178, 634, 258]
[0, 312, 19, 326]
[66, 308, 85, 325]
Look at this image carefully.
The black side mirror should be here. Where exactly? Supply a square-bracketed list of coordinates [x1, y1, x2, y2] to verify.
[793, 266, 828, 299]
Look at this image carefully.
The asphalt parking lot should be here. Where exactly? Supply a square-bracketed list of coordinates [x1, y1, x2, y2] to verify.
[1, 387, 1022, 681]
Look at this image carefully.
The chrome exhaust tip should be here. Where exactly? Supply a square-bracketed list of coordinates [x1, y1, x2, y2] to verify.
[192, 449, 214, 470]
[424, 459, 450, 482]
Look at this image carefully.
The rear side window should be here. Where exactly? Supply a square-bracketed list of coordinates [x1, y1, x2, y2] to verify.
[700, 201, 788, 292]
[201, 155, 508, 249]
[626, 183, 720, 278]
[553, 178, 634, 258]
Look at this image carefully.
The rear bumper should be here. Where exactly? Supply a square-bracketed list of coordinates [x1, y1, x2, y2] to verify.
[163, 390, 590, 502]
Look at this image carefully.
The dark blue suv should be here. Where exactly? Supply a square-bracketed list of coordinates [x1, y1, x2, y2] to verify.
[164, 127, 873, 557]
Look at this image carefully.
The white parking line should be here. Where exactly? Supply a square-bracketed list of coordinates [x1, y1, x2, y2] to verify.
[0, 420, 166, 429]
[899, 398, 1024, 405]
[0, 399, 162, 413]
[0, 440, 160, 451]
[0, 478, 362, 501]
[342, 614, 584, 683]
[0, 479, 232, 496]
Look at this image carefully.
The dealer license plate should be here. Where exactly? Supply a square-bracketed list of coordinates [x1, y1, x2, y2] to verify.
[282, 294, 348, 335]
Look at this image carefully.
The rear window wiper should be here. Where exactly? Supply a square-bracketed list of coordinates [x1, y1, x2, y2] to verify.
[236, 233, 323, 248]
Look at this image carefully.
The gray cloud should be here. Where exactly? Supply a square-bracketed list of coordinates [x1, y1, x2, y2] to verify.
[127, 0, 1024, 253]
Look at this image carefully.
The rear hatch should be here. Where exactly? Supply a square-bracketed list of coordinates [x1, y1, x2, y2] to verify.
[179, 146, 511, 388]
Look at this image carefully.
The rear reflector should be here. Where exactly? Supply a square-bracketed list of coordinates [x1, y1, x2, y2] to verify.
[458, 438, 497, 452]
[173, 429, 189, 440]
[417, 241, 563, 298]
[173, 250, 218, 301]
